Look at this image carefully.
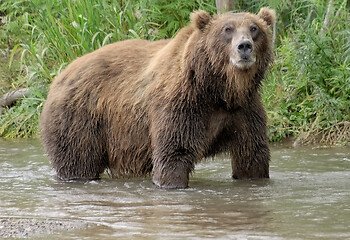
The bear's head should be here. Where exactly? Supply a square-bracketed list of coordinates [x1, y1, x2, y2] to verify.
[190, 8, 276, 72]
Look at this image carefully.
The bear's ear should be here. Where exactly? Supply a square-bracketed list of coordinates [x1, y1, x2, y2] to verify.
[190, 10, 211, 31]
[257, 7, 276, 26]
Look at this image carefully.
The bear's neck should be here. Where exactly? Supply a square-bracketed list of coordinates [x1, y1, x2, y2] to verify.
[223, 66, 264, 107]
[189, 53, 264, 109]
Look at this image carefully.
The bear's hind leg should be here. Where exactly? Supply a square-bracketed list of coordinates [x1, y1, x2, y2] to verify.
[42, 110, 109, 181]
[52, 142, 109, 181]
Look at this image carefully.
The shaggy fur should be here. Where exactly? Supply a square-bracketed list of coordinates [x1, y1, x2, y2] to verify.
[41, 8, 276, 188]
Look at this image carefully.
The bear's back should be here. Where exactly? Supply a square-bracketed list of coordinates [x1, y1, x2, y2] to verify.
[51, 39, 169, 93]
[44, 39, 170, 118]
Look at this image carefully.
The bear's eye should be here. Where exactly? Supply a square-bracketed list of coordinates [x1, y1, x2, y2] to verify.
[224, 26, 233, 34]
[250, 26, 257, 32]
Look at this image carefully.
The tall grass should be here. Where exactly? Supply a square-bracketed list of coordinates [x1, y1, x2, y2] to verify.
[17, 0, 217, 81]
[262, 0, 350, 144]
[0, 0, 349, 144]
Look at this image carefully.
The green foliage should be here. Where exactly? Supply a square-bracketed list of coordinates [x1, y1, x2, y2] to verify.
[0, 0, 32, 48]
[137, 0, 216, 38]
[262, 0, 350, 144]
[16, 0, 217, 83]
[0, 89, 45, 138]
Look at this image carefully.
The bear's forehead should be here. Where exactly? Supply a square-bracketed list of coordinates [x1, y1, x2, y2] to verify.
[215, 13, 260, 27]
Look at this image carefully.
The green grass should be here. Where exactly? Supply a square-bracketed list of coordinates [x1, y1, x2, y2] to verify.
[0, 0, 349, 145]
[262, 0, 350, 144]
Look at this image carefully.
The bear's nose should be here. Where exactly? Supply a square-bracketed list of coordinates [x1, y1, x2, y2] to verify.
[237, 40, 253, 54]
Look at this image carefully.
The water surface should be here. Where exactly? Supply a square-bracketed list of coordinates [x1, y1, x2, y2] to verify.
[0, 139, 349, 239]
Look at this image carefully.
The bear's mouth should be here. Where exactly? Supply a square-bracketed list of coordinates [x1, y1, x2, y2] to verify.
[240, 57, 252, 63]
[230, 56, 256, 69]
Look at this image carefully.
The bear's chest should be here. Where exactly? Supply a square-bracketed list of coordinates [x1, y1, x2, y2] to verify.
[207, 109, 231, 139]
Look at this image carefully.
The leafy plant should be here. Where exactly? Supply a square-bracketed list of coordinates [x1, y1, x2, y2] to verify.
[262, 0, 350, 144]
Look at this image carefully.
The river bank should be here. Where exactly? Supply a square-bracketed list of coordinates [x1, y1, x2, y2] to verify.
[0, 218, 89, 238]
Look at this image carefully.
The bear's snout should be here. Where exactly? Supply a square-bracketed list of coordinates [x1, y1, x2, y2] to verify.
[230, 39, 256, 69]
[237, 40, 253, 55]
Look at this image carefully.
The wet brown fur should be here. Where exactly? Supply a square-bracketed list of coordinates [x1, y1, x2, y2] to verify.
[41, 8, 276, 188]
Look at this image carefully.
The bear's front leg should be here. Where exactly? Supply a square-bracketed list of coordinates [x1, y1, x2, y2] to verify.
[151, 129, 203, 188]
[230, 100, 270, 179]
[231, 141, 270, 179]
[150, 105, 206, 189]
[152, 152, 194, 189]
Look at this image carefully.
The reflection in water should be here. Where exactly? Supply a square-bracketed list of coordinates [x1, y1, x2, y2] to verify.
[0, 139, 349, 239]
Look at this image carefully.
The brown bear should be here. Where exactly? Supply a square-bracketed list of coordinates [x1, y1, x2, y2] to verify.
[41, 8, 276, 189]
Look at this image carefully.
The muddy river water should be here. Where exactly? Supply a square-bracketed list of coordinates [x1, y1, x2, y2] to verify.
[0, 139, 349, 239]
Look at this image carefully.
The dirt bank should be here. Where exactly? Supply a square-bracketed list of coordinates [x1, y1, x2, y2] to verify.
[0, 218, 89, 238]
